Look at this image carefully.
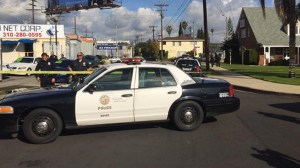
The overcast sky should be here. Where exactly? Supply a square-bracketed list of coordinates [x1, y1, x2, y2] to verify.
[0, 0, 298, 43]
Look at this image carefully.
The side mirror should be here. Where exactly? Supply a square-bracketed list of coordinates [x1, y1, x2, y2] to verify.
[85, 84, 96, 93]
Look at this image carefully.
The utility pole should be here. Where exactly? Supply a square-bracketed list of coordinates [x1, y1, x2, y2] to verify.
[26, 0, 40, 24]
[149, 26, 157, 41]
[193, 20, 196, 57]
[86, 27, 88, 37]
[155, 3, 168, 61]
[73, 16, 77, 35]
[203, 0, 210, 71]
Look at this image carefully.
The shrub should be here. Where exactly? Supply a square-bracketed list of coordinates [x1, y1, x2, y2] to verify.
[269, 59, 289, 66]
[244, 49, 258, 65]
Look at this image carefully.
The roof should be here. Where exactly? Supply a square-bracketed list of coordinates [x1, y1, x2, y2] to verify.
[242, 7, 300, 46]
[162, 36, 204, 41]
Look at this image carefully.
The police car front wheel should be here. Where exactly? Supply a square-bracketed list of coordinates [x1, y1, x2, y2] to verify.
[22, 108, 63, 144]
[173, 101, 204, 131]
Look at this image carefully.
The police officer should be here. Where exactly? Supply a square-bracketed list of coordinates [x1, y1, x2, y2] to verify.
[35, 53, 56, 87]
[68, 52, 91, 82]
[49, 51, 58, 63]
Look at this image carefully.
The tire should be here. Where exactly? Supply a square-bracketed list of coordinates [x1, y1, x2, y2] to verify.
[26, 68, 32, 76]
[172, 101, 204, 131]
[22, 108, 63, 144]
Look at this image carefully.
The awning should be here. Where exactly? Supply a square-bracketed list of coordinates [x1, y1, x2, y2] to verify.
[18, 39, 37, 43]
[1, 40, 19, 45]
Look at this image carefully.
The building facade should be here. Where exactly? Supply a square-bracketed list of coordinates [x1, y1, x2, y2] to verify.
[161, 36, 204, 58]
[66, 34, 96, 59]
[96, 40, 132, 58]
[0, 24, 66, 64]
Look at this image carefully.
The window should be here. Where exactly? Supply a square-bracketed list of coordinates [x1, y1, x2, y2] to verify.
[265, 47, 269, 53]
[139, 68, 176, 88]
[241, 29, 246, 38]
[92, 68, 133, 91]
[240, 19, 245, 28]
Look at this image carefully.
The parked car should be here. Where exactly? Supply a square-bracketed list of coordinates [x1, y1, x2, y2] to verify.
[95, 55, 105, 64]
[54, 59, 73, 83]
[175, 57, 201, 75]
[0, 63, 240, 144]
[1, 64, 9, 78]
[109, 57, 122, 63]
[132, 56, 145, 63]
[8, 57, 42, 75]
[84, 55, 100, 68]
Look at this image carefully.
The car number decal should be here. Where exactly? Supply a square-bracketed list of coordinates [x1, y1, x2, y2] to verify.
[219, 92, 229, 98]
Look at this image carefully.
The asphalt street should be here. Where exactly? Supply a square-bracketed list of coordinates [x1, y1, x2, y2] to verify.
[0, 91, 299, 168]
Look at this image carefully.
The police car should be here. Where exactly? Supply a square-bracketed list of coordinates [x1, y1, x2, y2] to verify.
[0, 63, 240, 144]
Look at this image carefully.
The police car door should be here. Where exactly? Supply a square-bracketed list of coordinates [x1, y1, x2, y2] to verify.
[75, 68, 135, 126]
[134, 67, 182, 122]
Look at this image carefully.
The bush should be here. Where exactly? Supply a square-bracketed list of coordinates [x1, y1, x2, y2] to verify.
[244, 49, 258, 65]
[269, 59, 289, 66]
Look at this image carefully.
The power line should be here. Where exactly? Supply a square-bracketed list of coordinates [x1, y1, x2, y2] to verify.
[164, 0, 192, 30]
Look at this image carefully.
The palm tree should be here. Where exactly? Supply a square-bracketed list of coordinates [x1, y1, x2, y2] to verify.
[166, 25, 172, 37]
[179, 22, 183, 36]
[260, 0, 296, 77]
[182, 21, 188, 34]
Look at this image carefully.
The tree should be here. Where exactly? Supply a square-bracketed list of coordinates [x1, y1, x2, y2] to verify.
[260, 0, 296, 77]
[178, 22, 183, 36]
[166, 25, 172, 37]
[182, 21, 188, 34]
[221, 33, 240, 64]
[296, 2, 300, 19]
[134, 39, 159, 60]
[197, 28, 204, 38]
[227, 17, 234, 40]
[210, 28, 214, 42]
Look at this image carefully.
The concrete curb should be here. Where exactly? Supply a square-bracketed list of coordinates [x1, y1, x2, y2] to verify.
[233, 85, 300, 98]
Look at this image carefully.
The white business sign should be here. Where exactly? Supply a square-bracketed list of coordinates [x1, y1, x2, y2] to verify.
[0, 24, 65, 39]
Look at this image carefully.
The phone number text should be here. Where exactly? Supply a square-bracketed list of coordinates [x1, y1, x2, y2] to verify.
[2, 32, 42, 38]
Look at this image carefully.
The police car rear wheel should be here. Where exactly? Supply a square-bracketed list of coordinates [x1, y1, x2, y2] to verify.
[173, 101, 204, 131]
[23, 109, 63, 144]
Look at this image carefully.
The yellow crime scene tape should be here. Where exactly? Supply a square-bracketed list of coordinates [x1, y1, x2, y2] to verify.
[0, 71, 93, 75]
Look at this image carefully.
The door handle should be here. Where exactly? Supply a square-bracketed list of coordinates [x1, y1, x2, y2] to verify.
[168, 91, 177, 94]
[122, 94, 133, 97]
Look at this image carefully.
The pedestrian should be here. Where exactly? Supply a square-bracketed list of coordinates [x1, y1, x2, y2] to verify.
[49, 51, 58, 63]
[210, 54, 215, 67]
[60, 54, 66, 60]
[216, 53, 221, 67]
[68, 52, 91, 83]
[35, 53, 56, 88]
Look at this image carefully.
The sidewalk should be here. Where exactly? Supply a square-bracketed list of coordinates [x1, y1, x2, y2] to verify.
[209, 66, 300, 96]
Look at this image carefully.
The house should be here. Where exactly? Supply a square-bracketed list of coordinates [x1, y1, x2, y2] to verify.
[236, 7, 300, 65]
[161, 36, 204, 58]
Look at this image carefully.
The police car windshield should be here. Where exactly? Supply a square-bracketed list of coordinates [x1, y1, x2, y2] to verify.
[73, 67, 107, 91]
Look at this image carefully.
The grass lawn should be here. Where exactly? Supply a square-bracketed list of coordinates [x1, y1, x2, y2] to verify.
[220, 64, 300, 85]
